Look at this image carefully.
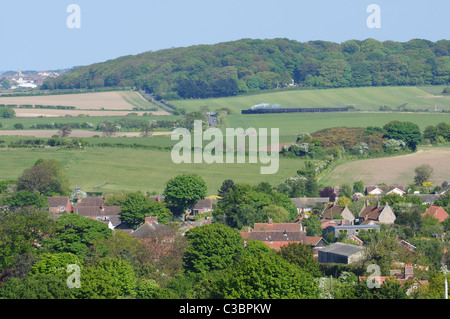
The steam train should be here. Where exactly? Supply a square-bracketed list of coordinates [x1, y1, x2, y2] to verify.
[241, 107, 351, 114]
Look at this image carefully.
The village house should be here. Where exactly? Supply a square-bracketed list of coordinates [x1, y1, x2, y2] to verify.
[358, 200, 396, 225]
[131, 216, 178, 261]
[185, 198, 214, 220]
[240, 218, 326, 254]
[191, 198, 213, 215]
[131, 216, 176, 244]
[47, 196, 72, 214]
[422, 205, 449, 223]
[322, 203, 355, 225]
[74, 196, 122, 230]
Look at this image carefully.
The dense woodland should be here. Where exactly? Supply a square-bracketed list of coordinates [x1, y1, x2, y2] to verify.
[41, 38, 450, 99]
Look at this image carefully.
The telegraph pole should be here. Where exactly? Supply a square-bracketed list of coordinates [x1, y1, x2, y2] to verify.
[442, 264, 449, 300]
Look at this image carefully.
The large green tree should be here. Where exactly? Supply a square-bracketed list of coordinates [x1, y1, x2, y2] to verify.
[279, 243, 321, 277]
[214, 253, 320, 299]
[183, 223, 244, 274]
[17, 159, 70, 195]
[0, 208, 55, 270]
[163, 174, 207, 213]
[383, 121, 422, 151]
[74, 258, 137, 299]
[119, 192, 172, 228]
[42, 214, 112, 258]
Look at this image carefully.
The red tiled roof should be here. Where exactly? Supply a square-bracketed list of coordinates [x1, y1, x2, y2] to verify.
[48, 197, 70, 207]
[304, 236, 323, 246]
[322, 204, 347, 220]
[422, 205, 449, 223]
[78, 197, 104, 207]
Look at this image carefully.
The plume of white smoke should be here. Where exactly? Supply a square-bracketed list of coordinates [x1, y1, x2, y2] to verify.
[251, 103, 280, 110]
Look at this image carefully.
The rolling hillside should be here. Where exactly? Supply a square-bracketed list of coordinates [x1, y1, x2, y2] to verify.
[41, 38, 450, 100]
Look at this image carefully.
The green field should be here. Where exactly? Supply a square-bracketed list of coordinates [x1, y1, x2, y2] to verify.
[1, 86, 450, 195]
[0, 147, 305, 195]
[170, 86, 450, 114]
[227, 112, 450, 141]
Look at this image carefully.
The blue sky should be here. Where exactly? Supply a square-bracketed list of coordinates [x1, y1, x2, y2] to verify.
[0, 0, 448, 71]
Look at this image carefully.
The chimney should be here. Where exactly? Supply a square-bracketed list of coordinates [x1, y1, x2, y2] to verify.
[145, 216, 158, 225]
[268, 218, 273, 225]
[404, 263, 414, 278]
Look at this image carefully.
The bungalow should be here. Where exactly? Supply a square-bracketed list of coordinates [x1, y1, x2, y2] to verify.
[48, 197, 72, 214]
[318, 242, 364, 264]
[365, 185, 405, 196]
[186, 198, 214, 219]
[385, 186, 406, 196]
[365, 185, 385, 196]
[322, 203, 355, 225]
[422, 205, 449, 223]
[192, 198, 213, 215]
[358, 200, 396, 225]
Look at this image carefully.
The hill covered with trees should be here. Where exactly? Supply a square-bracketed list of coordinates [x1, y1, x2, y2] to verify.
[41, 38, 450, 99]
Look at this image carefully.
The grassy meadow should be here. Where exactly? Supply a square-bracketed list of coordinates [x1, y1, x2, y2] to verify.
[169, 86, 450, 114]
[0, 147, 305, 195]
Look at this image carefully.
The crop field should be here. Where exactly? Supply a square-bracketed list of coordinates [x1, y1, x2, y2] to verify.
[170, 86, 450, 114]
[0, 147, 305, 195]
[0, 91, 164, 111]
[319, 146, 450, 187]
